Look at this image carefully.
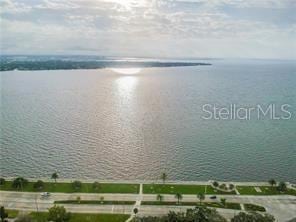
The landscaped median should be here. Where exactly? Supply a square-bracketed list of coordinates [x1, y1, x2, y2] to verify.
[0, 180, 139, 194]
[54, 200, 135, 205]
[141, 201, 241, 210]
[54, 199, 266, 213]
[244, 203, 266, 212]
[143, 184, 236, 195]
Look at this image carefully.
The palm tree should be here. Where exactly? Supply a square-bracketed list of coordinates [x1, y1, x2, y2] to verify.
[92, 181, 100, 191]
[268, 179, 276, 187]
[12, 177, 28, 190]
[277, 182, 287, 192]
[161, 173, 167, 184]
[156, 194, 163, 203]
[197, 192, 205, 205]
[51, 172, 58, 184]
[175, 193, 183, 205]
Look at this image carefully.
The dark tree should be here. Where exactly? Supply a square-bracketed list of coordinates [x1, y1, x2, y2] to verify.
[51, 172, 58, 183]
[0, 206, 8, 222]
[133, 208, 138, 217]
[48, 205, 71, 222]
[277, 182, 287, 192]
[231, 212, 275, 222]
[33, 180, 44, 190]
[0, 178, 5, 186]
[72, 181, 82, 191]
[12, 177, 28, 190]
[161, 173, 167, 184]
[139, 206, 228, 222]
[229, 184, 235, 190]
[92, 181, 100, 191]
[175, 193, 183, 204]
[197, 192, 205, 205]
[268, 179, 276, 187]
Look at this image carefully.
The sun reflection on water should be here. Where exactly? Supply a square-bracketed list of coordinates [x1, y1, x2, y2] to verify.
[116, 76, 138, 97]
[110, 68, 142, 75]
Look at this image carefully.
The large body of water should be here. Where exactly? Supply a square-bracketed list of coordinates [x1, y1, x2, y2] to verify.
[1, 60, 295, 182]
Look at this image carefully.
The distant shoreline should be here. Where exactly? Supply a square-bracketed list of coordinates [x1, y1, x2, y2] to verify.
[0, 60, 211, 72]
[1, 177, 294, 186]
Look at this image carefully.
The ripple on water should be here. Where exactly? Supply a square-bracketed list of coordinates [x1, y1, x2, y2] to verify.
[1, 64, 296, 181]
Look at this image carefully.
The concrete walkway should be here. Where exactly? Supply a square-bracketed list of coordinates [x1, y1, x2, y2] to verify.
[125, 183, 143, 222]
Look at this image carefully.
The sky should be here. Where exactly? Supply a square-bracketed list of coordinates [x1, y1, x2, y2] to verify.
[0, 0, 295, 59]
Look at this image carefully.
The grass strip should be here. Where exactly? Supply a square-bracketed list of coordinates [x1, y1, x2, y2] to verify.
[0, 181, 139, 194]
[6, 209, 19, 218]
[30, 212, 129, 222]
[143, 184, 236, 195]
[237, 186, 296, 196]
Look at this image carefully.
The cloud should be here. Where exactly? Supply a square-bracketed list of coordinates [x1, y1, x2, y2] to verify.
[35, 0, 80, 10]
[0, 0, 32, 13]
[1, 0, 295, 59]
[171, 0, 296, 9]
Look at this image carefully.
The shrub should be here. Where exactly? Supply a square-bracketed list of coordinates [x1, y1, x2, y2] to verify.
[92, 181, 100, 191]
[219, 184, 227, 190]
[277, 182, 287, 192]
[0, 178, 5, 186]
[48, 205, 71, 222]
[33, 180, 44, 190]
[229, 184, 235, 190]
[213, 181, 219, 187]
[72, 181, 82, 191]
[76, 196, 81, 203]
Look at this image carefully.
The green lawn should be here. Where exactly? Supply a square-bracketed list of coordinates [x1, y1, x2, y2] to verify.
[0, 181, 139, 194]
[237, 186, 296, 196]
[244, 203, 266, 212]
[54, 200, 135, 205]
[143, 184, 236, 195]
[30, 212, 129, 222]
[141, 201, 241, 210]
[6, 209, 19, 218]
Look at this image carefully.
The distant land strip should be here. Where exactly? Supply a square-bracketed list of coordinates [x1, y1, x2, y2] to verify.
[0, 60, 211, 71]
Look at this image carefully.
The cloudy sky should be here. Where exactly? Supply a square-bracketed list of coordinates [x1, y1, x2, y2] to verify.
[1, 0, 295, 59]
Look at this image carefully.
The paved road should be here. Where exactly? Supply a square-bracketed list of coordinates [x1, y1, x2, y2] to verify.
[1, 191, 295, 222]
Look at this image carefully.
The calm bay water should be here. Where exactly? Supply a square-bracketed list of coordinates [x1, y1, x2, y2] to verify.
[1, 60, 295, 182]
